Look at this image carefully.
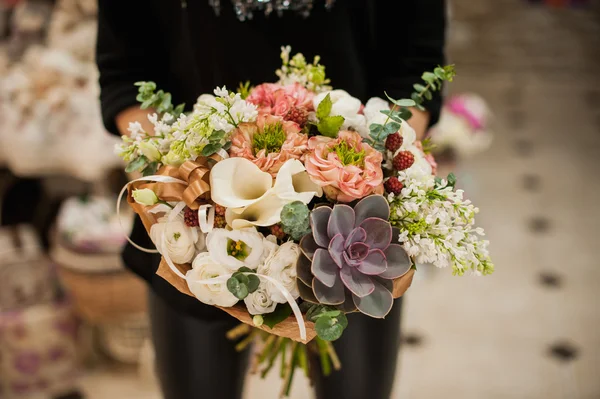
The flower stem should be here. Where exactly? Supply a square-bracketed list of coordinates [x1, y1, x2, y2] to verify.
[157, 200, 174, 209]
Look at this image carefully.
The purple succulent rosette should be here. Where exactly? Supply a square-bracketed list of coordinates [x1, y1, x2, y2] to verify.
[297, 195, 412, 318]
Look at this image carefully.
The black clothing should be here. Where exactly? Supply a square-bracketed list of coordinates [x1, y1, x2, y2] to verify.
[150, 289, 403, 399]
[97, 0, 446, 318]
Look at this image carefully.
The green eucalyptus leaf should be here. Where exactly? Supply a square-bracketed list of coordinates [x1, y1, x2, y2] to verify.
[235, 273, 250, 286]
[247, 274, 260, 293]
[413, 84, 426, 93]
[227, 277, 248, 300]
[315, 316, 345, 341]
[125, 156, 148, 173]
[422, 72, 436, 83]
[383, 122, 401, 135]
[447, 173, 457, 188]
[398, 108, 413, 120]
[262, 304, 293, 329]
[384, 92, 416, 107]
[380, 110, 405, 124]
[316, 93, 333, 119]
[237, 267, 255, 274]
[424, 90, 433, 101]
[317, 115, 344, 138]
[141, 162, 158, 177]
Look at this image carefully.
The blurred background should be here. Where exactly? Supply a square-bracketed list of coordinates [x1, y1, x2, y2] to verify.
[0, 0, 598, 398]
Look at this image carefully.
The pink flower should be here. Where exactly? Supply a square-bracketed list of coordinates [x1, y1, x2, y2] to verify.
[229, 114, 308, 176]
[247, 83, 314, 117]
[305, 131, 384, 202]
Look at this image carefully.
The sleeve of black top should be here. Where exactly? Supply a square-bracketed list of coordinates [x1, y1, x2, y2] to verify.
[96, 1, 166, 135]
[370, 0, 447, 126]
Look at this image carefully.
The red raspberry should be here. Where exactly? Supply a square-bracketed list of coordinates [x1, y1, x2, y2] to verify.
[283, 107, 309, 127]
[392, 151, 415, 171]
[214, 215, 227, 228]
[214, 204, 226, 216]
[184, 207, 199, 227]
[269, 224, 287, 241]
[385, 133, 404, 152]
[384, 177, 404, 195]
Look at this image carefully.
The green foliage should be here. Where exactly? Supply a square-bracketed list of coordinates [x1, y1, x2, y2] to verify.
[135, 81, 185, 116]
[237, 81, 252, 99]
[280, 201, 311, 241]
[367, 65, 456, 152]
[253, 122, 287, 154]
[125, 155, 147, 173]
[333, 140, 366, 166]
[435, 172, 457, 189]
[315, 94, 345, 138]
[226, 268, 260, 300]
[305, 305, 349, 342]
[201, 129, 229, 157]
[262, 304, 293, 329]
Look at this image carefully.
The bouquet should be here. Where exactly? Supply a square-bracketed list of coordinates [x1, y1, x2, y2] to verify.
[116, 47, 494, 396]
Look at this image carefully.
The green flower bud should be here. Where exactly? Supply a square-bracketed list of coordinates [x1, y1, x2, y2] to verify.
[252, 315, 264, 327]
[132, 188, 159, 206]
[138, 141, 162, 162]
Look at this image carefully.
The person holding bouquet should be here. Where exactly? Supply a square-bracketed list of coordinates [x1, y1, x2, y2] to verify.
[96, 1, 446, 398]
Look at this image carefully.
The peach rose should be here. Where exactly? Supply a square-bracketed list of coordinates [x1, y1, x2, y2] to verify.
[305, 130, 384, 202]
[229, 114, 308, 177]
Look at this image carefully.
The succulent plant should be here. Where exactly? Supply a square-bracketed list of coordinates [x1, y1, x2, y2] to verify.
[297, 195, 411, 318]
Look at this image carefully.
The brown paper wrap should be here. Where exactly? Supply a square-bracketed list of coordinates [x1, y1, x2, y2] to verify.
[126, 157, 415, 344]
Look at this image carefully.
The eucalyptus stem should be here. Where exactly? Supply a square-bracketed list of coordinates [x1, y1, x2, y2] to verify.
[258, 334, 277, 363]
[281, 343, 299, 398]
[261, 337, 284, 378]
[234, 333, 255, 352]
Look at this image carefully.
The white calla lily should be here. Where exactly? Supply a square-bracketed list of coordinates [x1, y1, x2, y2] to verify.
[209, 157, 273, 209]
[223, 159, 323, 229]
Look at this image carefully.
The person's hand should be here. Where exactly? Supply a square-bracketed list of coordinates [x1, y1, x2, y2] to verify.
[116, 106, 155, 137]
[407, 107, 430, 140]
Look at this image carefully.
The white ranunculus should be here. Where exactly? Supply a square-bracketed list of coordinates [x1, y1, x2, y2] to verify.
[258, 242, 301, 303]
[399, 120, 417, 148]
[206, 227, 271, 272]
[186, 253, 238, 307]
[244, 287, 277, 315]
[364, 97, 390, 127]
[313, 90, 367, 137]
[150, 216, 200, 264]
[403, 144, 433, 182]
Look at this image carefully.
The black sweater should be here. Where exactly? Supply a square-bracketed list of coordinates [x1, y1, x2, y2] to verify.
[97, 0, 446, 318]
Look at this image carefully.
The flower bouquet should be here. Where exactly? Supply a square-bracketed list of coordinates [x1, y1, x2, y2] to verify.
[117, 47, 494, 396]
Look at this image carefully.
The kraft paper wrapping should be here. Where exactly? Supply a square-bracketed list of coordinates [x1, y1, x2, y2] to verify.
[127, 182, 415, 344]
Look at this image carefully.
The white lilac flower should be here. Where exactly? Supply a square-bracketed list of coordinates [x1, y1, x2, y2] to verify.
[186, 253, 239, 307]
[258, 241, 301, 303]
[389, 174, 494, 276]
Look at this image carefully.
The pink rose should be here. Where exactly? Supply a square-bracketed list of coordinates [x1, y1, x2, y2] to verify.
[229, 114, 308, 177]
[247, 83, 314, 117]
[305, 130, 384, 202]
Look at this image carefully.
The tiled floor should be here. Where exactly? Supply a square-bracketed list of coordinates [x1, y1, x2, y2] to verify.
[80, 0, 600, 398]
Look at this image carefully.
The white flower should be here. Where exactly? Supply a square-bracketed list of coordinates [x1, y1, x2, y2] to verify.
[258, 242, 301, 303]
[364, 97, 390, 127]
[244, 287, 277, 315]
[132, 188, 158, 206]
[206, 227, 271, 272]
[186, 253, 239, 307]
[211, 158, 321, 229]
[138, 140, 161, 162]
[150, 216, 201, 264]
[313, 90, 368, 137]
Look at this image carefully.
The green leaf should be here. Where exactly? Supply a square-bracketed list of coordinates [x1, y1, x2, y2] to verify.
[316, 93, 333, 119]
[413, 84, 426, 93]
[247, 274, 260, 293]
[234, 273, 250, 286]
[384, 92, 416, 107]
[380, 110, 405, 124]
[398, 108, 413, 120]
[447, 173, 457, 188]
[210, 130, 227, 141]
[434, 67, 446, 80]
[173, 103, 186, 116]
[422, 72, 436, 83]
[141, 162, 158, 177]
[383, 122, 401, 135]
[125, 156, 147, 173]
[319, 310, 341, 318]
[317, 115, 345, 138]
[222, 141, 232, 151]
[201, 143, 221, 156]
[237, 267, 255, 273]
[315, 316, 345, 341]
[262, 304, 293, 329]
[227, 277, 248, 300]
[424, 90, 433, 101]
